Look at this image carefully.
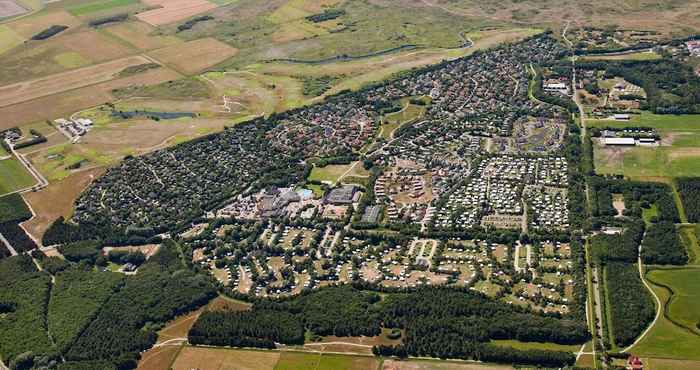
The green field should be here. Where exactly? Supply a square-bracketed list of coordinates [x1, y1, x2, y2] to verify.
[678, 225, 700, 265]
[592, 112, 700, 178]
[307, 163, 354, 184]
[646, 268, 700, 335]
[632, 269, 700, 360]
[0, 25, 24, 55]
[274, 352, 378, 370]
[490, 339, 580, 353]
[67, 0, 139, 16]
[381, 103, 426, 139]
[579, 51, 661, 61]
[0, 158, 36, 195]
[587, 112, 700, 133]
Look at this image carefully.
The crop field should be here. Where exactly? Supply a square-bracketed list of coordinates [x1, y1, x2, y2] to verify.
[490, 339, 580, 353]
[0, 28, 138, 85]
[66, 0, 138, 16]
[0, 157, 35, 195]
[171, 347, 281, 370]
[103, 20, 182, 51]
[275, 352, 379, 370]
[641, 358, 700, 370]
[6, 10, 81, 39]
[592, 113, 700, 179]
[0, 55, 152, 108]
[148, 37, 238, 75]
[136, 0, 218, 26]
[0, 65, 180, 129]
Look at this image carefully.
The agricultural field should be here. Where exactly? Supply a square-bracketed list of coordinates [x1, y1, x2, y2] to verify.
[66, 0, 140, 16]
[102, 20, 182, 51]
[0, 55, 153, 108]
[170, 347, 281, 370]
[147, 37, 238, 75]
[135, 0, 218, 26]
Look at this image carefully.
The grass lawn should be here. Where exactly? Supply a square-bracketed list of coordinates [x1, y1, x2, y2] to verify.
[587, 112, 700, 133]
[678, 225, 700, 265]
[274, 352, 378, 370]
[490, 339, 580, 352]
[67, 0, 138, 16]
[381, 103, 426, 139]
[0, 158, 36, 195]
[0, 145, 9, 157]
[579, 51, 661, 61]
[308, 163, 354, 184]
[642, 204, 658, 225]
[646, 268, 700, 335]
[0, 25, 24, 54]
[632, 270, 700, 360]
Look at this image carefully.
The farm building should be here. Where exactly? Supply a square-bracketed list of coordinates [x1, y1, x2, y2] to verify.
[613, 113, 631, 120]
[604, 137, 636, 146]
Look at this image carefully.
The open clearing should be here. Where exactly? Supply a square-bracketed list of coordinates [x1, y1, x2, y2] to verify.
[0, 24, 23, 54]
[171, 347, 280, 370]
[0, 55, 153, 108]
[308, 163, 354, 184]
[0, 157, 35, 195]
[0, 66, 180, 129]
[148, 37, 238, 75]
[631, 268, 700, 360]
[21, 167, 104, 241]
[136, 0, 218, 26]
[103, 20, 182, 51]
[579, 51, 661, 61]
[645, 268, 700, 335]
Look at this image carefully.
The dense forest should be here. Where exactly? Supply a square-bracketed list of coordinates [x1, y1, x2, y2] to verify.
[605, 262, 656, 347]
[0, 194, 37, 256]
[641, 221, 688, 265]
[64, 242, 216, 367]
[677, 178, 700, 222]
[591, 219, 644, 263]
[189, 286, 586, 367]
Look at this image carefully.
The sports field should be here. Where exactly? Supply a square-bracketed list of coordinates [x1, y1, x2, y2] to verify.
[0, 157, 35, 195]
[308, 163, 355, 184]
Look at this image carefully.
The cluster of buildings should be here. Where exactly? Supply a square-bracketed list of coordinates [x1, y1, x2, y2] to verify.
[54, 117, 93, 141]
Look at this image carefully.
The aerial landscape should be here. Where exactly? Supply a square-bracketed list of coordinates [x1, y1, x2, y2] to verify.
[0, 0, 699, 369]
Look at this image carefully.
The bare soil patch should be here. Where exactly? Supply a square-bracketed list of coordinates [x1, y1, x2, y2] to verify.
[0, 0, 27, 18]
[136, 0, 218, 26]
[148, 37, 238, 75]
[137, 345, 182, 370]
[103, 244, 161, 258]
[21, 167, 104, 243]
[171, 346, 280, 370]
